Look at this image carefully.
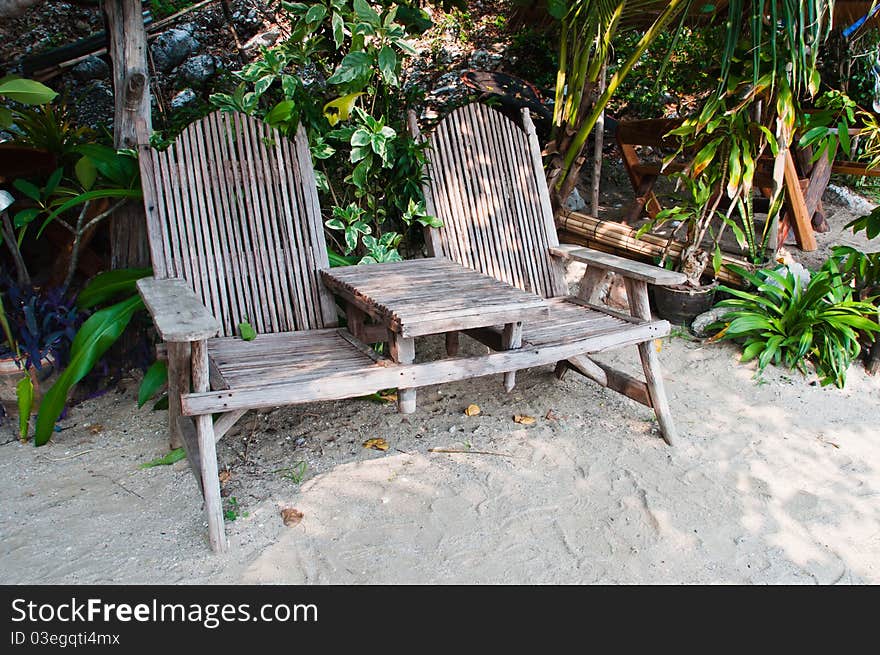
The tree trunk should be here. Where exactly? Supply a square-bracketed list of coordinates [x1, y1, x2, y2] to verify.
[104, 0, 151, 269]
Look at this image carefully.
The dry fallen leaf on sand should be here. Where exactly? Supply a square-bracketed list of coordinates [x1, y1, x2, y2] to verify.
[363, 438, 389, 451]
[88, 424, 104, 435]
[464, 404, 481, 416]
[379, 391, 398, 403]
[218, 470, 232, 485]
[654, 339, 663, 353]
[280, 508, 304, 527]
[514, 415, 536, 425]
[545, 409, 558, 421]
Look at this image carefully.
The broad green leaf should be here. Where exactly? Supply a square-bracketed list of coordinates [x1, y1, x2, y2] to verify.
[353, 0, 380, 26]
[326, 51, 372, 86]
[0, 106, 11, 129]
[75, 156, 97, 191]
[332, 11, 345, 47]
[140, 448, 186, 469]
[304, 4, 327, 23]
[265, 99, 294, 126]
[138, 360, 168, 408]
[838, 121, 851, 158]
[76, 268, 151, 309]
[378, 46, 398, 87]
[13, 178, 41, 202]
[13, 208, 40, 228]
[34, 295, 144, 446]
[17, 375, 34, 440]
[0, 78, 57, 105]
[547, 0, 568, 19]
[797, 126, 827, 148]
[37, 188, 143, 238]
[239, 321, 257, 341]
[323, 92, 363, 127]
[692, 139, 720, 176]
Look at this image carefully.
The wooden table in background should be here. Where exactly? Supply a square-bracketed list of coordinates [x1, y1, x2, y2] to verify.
[321, 258, 549, 413]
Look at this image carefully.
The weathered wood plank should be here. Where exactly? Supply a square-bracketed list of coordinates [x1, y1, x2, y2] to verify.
[182, 319, 668, 416]
[550, 244, 688, 286]
[137, 277, 220, 342]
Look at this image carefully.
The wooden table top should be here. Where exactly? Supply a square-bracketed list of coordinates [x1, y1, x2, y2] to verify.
[321, 258, 548, 338]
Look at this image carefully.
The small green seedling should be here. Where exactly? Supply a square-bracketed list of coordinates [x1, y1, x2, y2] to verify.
[224, 496, 249, 521]
[272, 461, 308, 484]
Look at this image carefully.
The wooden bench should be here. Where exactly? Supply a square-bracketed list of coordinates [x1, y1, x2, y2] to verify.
[411, 103, 687, 446]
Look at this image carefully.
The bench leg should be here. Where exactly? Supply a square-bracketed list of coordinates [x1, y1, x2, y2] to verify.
[192, 340, 228, 553]
[166, 341, 190, 450]
[624, 279, 678, 446]
[501, 321, 523, 392]
[445, 331, 460, 356]
[389, 334, 416, 414]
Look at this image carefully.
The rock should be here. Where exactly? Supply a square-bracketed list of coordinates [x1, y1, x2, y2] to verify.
[468, 49, 502, 70]
[564, 188, 587, 212]
[72, 80, 113, 130]
[70, 56, 109, 82]
[824, 183, 876, 215]
[691, 306, 735, 338]
[176, 55, 218, 88]
[150, 28, 199, 73]
[243, 29, 279, 54]
[170, 88, 197, 110]
[232, 7, 262, 40]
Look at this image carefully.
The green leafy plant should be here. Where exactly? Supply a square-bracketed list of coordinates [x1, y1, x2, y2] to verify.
[846, 205, 880, 240]
[274, 461, 308, 484]
[224, 496, 248, 521]
[30, 269, 151, 446]
[210, 1, 436, 263]
[0, 76, 57, 128]
[712, 261, 880, 388]
[797, 90, 858, 163]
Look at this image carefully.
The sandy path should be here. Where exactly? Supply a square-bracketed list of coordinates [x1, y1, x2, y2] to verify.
[1, 335, 877, 585]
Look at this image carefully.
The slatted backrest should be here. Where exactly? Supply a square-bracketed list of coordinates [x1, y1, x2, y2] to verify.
[418, 103, 567, 299]
[137, 111, 337, 337]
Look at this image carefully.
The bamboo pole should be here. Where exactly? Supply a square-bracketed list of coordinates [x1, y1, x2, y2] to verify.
[591, 63, 606, 215]
[557, 212, 748, 286]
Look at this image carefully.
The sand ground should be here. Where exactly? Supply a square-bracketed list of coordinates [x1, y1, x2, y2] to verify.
[1, 195, 878, 585]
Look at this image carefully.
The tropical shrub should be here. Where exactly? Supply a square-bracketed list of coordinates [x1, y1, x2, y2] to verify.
[712, 261, 880, 388]
[209, 0, 440, 263]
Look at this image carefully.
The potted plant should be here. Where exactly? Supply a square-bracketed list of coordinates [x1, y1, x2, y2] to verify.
[635, 169, 724, 325]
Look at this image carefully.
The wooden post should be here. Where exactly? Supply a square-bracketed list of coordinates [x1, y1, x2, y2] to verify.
[104, 0, 151, 268]
[165, 341, 190, 450]
[590, 63, 606, 216]
[191, 339, 228, 553]
[389, 333, 416, 414]
[782, 149, 818, 252]
[445, 332, 460, 356]
[624, 278, 677, 446]
[501, 321, 523, 392]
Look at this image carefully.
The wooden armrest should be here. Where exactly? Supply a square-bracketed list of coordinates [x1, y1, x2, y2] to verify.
[137, 277, 220, 342]
[550, 244, 687, 286]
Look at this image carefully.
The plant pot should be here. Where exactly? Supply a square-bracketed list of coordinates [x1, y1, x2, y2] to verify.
[0, 355, 56, 430]
[651, 282, 718, 327]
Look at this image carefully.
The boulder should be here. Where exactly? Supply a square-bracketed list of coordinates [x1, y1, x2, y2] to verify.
[72, 80, 113, 130]
[176, 55, 218, 88]
[170, 88, 197, 110]
[70, 56, 108, 82]
[564, 188, 587, 212]
[150, 28, 199, 73]
[691, 306, 735, 338]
